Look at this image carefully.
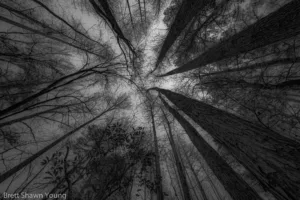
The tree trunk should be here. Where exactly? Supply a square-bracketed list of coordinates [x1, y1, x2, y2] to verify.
[184, 147, 223, 200]
[144, 171, 147, 200]
[153, 0, 210, 72]
[180, 147, 209, 200]
[160, 1, 300, 77]
[150, 108, 164, 200]
[0, 105, 68, 128]
[170, 154, 184, 200]
[161, 109, 192, 200]
[201, 57, 300, 77]
[127, 168, 134, 200]
[158, 94, 263, 200]
[143, 0, 146, 23]
[175, 142, 202, 200]
[202, 78, 300, 91]
[154, 87, 300, 200]
[126, 0, 135, 31]
[199, 164, 224, 200]
[184, 165, 201, 200]
[137, 0, 143, 24]
[89, 0, 135, 54]
[0, 66, 106, 118]
[166, 160, 181, 200]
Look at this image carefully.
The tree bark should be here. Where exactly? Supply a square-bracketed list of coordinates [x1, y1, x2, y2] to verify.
[150, 107, 164, 200]
[89, 0, 135, 54]
[184, 165, 200, 200]
[0, 66, 107, 118]
[154, 87, 300, 200]
[158, 94, 263, 200]
[161, 109, 192, 200]
[198, 162, 224, 200]
[166, 162, 180, 200]
[153, 0, 210, 72]
[180, 147, 209, 200]
[202, 78, 300, 91]
[160, 1, 300, 77]
[126, 0, 135, 31]
[137, 0, 143, 24]
[175, 142, 201, 200]
[201, 57, 300, 77]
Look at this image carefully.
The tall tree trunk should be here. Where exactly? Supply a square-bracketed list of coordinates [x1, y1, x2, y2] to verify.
[161, 109, 192, 200]
[0, 104, 72, 128]
[181, 0, 229, 55]
[150, 159, 154, 200]
[0, 65, 111, 119]
[159, 1, 300, 77]
[201, 57, 300, 77]
[137, 0, 143, 24]
[158, 94, 264, 200]
[154, 87, 300, 200]
[170, 154, 185, 200]
[143, 0, 147, 23]
[144, 171, 147, 200]
[152, 0, 211, 72]
[126, 0, 135, 31]
[150, 107, 164, 200]
[198, 161, 224, 200]
[89, 0, 135, 54]
[175, 142, 201, 200]
[184, 165, 200, 200]
[202, 78, 300, 91]
[180, 147, 209, 200]
[166, 161, 180, 200]
[0, 104, 118, 184]
[186, 149, 224, 200]
[127, 168, 135, 200]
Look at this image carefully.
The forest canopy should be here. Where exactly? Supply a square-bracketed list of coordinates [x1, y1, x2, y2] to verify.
[0, 0, 300, 200]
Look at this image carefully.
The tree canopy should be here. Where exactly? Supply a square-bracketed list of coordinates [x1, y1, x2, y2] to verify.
[1, 1, 300, 200]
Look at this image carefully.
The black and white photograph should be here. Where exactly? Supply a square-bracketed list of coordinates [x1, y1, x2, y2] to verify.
[0, 0, 299, 200]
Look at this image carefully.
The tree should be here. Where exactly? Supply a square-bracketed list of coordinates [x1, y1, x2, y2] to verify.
[149, 101, 164, 200]
[35, 119, 149, 200]
[0, 94, 129, 184]
[152, 0, 213, 73]
[88, 0, 135, 54]
[156, 92, 263, 200]
[200, 57, 300, 78]
[76, 123, 147, 200]
[159, 0, 300, 77]
[179, 144, 209, 200]
[153, 87, 300, 200]
[0, 11, 105, 58]
[161, 108, 192, 200]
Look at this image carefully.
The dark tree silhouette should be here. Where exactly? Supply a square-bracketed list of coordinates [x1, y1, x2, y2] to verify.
[160, 1, 300, 77]
[153, 87, 300, 200]
[157, 92, 263, 200]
